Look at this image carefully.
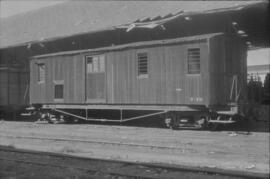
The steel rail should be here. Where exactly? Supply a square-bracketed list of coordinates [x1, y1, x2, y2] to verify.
[0, 134, 188, 151]
[0, 134, 261, 157]
[0, 151, 153, 179]
[0, 146, 268, 179]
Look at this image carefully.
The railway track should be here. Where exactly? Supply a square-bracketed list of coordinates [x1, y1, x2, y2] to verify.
[1, 134, 190, 151]
[0, 133, 261, 157]
[0, 122, 269, 178]
[0, 145, 268, 179]
[0, 146, 150, 179]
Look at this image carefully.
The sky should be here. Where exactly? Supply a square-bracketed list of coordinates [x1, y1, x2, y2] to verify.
[0, 0, 66, 18]
[248, 49, 269, 66]
[0, 0, 269, 66]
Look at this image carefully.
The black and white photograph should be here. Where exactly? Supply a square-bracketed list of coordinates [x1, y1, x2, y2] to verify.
[0, 0, 269, 178]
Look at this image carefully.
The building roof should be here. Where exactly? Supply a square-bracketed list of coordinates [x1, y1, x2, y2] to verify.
[0, 1, 266, 49]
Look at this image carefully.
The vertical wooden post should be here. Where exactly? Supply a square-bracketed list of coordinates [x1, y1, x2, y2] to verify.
[85, 57, 87, 103]
[111, 64, 114, 103]
[235, 75, 238, 101]
[85, 106, 88, 120]
[7, 53, 10, 107]
[120, 109, 123, 122]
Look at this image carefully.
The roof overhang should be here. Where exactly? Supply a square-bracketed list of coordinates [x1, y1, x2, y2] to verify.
[114, 2, 269, 49]
[0, 1, 268, 51]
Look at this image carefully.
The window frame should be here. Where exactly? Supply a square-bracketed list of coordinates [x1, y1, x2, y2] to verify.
[53, 80, 64, 101]
[187, 48, 201, 75]
[86, 55, 105, 74]
[37, 63, 45, 83]
[137, 52, 149, 79]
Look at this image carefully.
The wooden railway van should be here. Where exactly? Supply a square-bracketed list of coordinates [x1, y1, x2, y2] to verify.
[29, 33, 247, 129]
[0, 67, 28, 118]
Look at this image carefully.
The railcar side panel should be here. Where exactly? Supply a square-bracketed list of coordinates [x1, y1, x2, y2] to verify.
[208, 35, 226, 105]
[30, 34, 247, 108]
[0, 71, 8, 106]
[30, 54, 85, 104]
[30, 60, 46, 103]
[225, 35, 247, 102]
[208, 35, 247, 106]
[0, 70, 28, 107]
[106, 40, 209, 105]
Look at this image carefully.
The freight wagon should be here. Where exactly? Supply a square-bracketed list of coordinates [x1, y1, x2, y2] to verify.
[0, 66, 28, 119]
[28, 33, 247, 129]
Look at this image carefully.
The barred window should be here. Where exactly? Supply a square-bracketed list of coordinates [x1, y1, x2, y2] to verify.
[37, 63, 45, 83]
[137, 52, 148, 77]
[187, 48, 200, 74]
[54, 84, 64, 99]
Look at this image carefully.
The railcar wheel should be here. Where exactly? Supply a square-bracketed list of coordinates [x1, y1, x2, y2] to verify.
[198, 116, 209, 130]
[164, 112, 177, 129]
[64, 116, 76, 124]
[170, 113, 178, 130]
[208, 123, 219, 131]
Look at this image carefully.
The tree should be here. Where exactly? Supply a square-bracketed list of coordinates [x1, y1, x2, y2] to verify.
[247, 74, 263, 103]
[262, 73, 270, 104]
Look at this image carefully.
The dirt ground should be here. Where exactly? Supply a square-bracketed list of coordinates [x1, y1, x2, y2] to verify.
[0, 121, 269, 175]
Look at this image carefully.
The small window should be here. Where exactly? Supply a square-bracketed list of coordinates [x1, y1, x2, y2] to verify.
[187, 48, 200, 74]
[86, 55, 105, 73]
[86, 57, 93, 73]
[93, 57, 99, 72]
[137, 52, 148, 77]
[54, 84, 64, 99]
[37, 63, 45, 82]
[99, 55, 105, 72]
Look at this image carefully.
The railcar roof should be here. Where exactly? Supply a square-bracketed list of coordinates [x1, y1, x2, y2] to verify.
[31, 33, 223, 59]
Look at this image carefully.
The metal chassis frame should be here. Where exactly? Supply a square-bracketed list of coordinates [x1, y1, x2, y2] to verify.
[42, 103, 203, 123]
[40, 104, 237, 124]
[53, 108, 167, 122]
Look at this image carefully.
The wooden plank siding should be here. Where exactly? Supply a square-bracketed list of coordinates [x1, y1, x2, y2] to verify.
[30, 54, 85, 104]
[0, 69, 29, 107]
[0, 71, 8, 105]
[209, 35, 247, 105]
[208, 35, 226, 105]
[225, 35, 247, 103]
[30, 33, 247, 108]
[105, 41, 209, 105]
